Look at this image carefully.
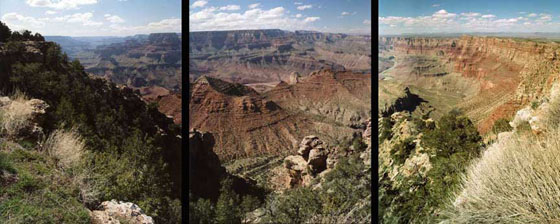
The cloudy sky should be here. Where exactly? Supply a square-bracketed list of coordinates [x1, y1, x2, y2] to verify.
[189, 0, 371, 34]
[0, 0, 181, 36]
[380, 0, 560, 34]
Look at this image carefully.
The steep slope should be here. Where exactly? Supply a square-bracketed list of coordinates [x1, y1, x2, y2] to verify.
[189, 76, 314, 160]
[265, 69, 372, 127]
[0, 39, 181, 222]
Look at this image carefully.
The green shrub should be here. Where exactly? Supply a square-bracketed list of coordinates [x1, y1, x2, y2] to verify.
[379, 109, 483, 223]
[379, 117, 393, 143]
[491, 118, 512, 134]
[391, 137, 416, 165]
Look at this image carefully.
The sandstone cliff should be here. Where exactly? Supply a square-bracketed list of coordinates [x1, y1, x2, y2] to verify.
[380, 36, 560, 133]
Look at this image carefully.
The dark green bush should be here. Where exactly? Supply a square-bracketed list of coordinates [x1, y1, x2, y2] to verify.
[379, 109, 483, 223]
[492, 118, 513, 134]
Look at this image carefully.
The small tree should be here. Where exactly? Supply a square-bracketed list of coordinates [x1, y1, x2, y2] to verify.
[215, 178, 242, 223]
[0, 21, 11, 42]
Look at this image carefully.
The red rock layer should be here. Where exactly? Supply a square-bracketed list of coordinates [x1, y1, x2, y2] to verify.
[381, 36, 560, 133]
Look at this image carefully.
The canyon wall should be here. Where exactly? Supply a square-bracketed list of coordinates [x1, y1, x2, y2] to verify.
[380, 36, 560, 132]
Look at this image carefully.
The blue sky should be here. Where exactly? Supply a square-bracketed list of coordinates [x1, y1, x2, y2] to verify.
[0, 0, 181, 36]
[189, 0, 371, 34]
[380, 0, 560, 34]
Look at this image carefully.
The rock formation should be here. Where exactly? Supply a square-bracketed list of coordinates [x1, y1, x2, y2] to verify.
[189, 75, 315, 161]
[189, 129, 227, 200]
[283, 136, 337, 188]
[90, 200, 154, 224]
[379, 36, 560, 133]
[265, 69, 371, 127]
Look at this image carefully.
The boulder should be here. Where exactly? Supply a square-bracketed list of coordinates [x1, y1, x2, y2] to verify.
[297, 135, 321, 160]
[91, 200, 154, 224]
[308, 146, 328, 174]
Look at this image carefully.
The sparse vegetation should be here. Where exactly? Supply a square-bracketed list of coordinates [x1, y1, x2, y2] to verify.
[380, 109, 483, 223]
[491, 118, 512, 134]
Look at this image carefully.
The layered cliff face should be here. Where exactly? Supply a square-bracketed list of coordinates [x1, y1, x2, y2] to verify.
[265, 69, 372, 127]
[380, 36, 560, 133]
[189, 76, 313, 160]
[75, 33, 182, 91]
[189, 30, 371, 84]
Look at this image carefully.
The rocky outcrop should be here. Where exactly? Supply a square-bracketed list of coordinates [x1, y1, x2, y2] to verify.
[188, 129, 227, 200]
[90, 200, 154, 224]
[379, 112, 432, 188]
[360, 118, 371, 167]
[283, 136, 337, 188]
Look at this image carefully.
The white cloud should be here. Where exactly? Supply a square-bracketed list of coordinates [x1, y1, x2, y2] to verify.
[1, 12, 46, 28]
[341, 11, 357, 16]
[363, 19, 371, 25]
[191, 0, 207, 8]
[461, 12, 480, 17]
[108, 18, 181, 35]
[219, 5, 240, 11]
[297, 5, 312, 10]
[190, 6, 322, 31]
[519, 12, 526, 14]
[539, 13, 552, 21]
[66, 12, 103, 26]
[303, 17, 320, 23]
[528, 13, 537, 17]
[248, 3, 260, 9]
[432, 4, 440, 7]
[104, 14, 125, 23]
[379, 8, 560, 35]
[26, 0, 97, 10]
[294, 2, 303, 5]
[45, 10, 57, 15]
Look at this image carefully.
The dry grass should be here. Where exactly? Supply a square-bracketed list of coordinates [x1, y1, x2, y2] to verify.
[0, 90, 32, 138]
[443, 131, 560, 223]
[43, 128, 85, 169]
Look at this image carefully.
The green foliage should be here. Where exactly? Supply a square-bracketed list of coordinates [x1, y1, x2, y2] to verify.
[379, 117, 394, 143]
[379, 109, 483, 223]
[0, 149, 90, 223]
[188, 177, 260, 224]
[0, 25, 181, 222]
[265, 187, 322, 223]
[189, 194, 215, 224]
[215, 178, 242, 224]
[492, 118, 513, 134]
[0, 151, 15, 174]
[261, 154, 370, 223]
[391, 137, 416, 165]
[352, 135, 367, 152]
[0, 21, 11, 43]
[531, 100, 540, 109]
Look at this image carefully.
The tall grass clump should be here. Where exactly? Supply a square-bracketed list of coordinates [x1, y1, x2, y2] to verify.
[443, 131, 560, 223]
[0, 91, 31, 138]
[43, 128, 85, 169]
